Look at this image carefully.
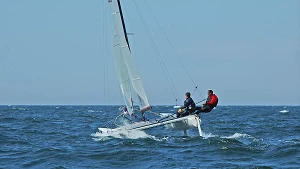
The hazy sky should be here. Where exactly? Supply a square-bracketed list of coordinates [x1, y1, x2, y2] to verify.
[1, 0, 299, 105]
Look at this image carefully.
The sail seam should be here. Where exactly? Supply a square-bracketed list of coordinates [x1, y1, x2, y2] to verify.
[120, 79, 130, 84]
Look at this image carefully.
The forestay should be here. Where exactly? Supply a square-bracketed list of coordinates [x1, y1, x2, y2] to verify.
[109, 0, 151, 113]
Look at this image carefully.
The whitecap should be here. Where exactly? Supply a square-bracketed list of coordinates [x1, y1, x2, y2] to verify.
[279, 109, 289, 113]
[201, 132, 217, 139]
[221, 133, 249, 139]
[92, 127, 155, 141]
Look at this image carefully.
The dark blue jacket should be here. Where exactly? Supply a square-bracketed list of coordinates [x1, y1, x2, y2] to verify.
[184, 97, 196, 109]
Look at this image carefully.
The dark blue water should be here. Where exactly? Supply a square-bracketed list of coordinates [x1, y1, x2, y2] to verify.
[0, 105, 299, 169]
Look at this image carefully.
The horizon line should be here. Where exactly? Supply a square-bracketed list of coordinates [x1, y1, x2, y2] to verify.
[0, 104, 299, 106]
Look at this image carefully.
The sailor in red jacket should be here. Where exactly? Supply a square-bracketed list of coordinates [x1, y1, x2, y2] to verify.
[195, 90, 218, 114]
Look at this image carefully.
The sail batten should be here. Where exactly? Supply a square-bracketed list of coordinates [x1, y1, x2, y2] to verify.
[109, 0, 151, 113]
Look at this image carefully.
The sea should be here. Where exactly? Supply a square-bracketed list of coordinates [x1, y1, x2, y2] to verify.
[0, 105, 299, 169]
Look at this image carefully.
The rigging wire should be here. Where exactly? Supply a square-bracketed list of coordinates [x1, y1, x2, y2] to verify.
[148, 110, 162, 117]
[143, 0, 205, 100]
[102, 0, 107, 108]
[102, 0, 111, 109]
[122, 2, 138, 59]
[132, 0, 180, 103]
[107, 1, 124, 106]
[114, 114, 124, 127]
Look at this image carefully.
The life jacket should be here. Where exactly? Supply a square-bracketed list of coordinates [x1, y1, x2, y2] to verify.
[206, 94, 218, 109]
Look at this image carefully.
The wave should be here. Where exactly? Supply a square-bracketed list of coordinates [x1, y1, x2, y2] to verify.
[91, 126, 253, 144]
[201, 132, 217, 139]
[279, 109, 289, 113]
[221, 133, 249, 139]
[92, 127, 155, 141]
[200, 132, 250, 140]
[11, 107, 28, 111]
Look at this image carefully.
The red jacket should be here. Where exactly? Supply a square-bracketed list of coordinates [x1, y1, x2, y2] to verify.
[206, 94, 218, 108]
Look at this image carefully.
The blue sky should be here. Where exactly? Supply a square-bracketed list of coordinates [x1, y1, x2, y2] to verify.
[0, 0, 299, 105]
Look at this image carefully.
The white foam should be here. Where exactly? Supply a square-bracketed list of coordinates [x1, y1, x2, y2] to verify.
[201, 132, 217, 139]
[221, 133, 248, 139]
[285, 140, 300, 144]
[279, 109, 289, 113]
[92, 127, 155, 141]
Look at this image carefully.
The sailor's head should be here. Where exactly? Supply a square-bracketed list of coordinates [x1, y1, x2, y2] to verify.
[208, 90, 213, 96]
[185, 92, 191, 98]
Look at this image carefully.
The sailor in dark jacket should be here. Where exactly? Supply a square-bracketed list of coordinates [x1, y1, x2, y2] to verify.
[177, 92, 196, 118]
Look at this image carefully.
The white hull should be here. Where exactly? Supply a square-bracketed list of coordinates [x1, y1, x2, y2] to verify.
[164, 115, 199, 130]
[98, 115, 201, 135]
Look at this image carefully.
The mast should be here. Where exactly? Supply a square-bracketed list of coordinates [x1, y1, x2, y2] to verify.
[116, 0, 130, 51]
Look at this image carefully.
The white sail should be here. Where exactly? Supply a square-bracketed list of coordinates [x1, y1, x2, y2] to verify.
[109, 0, 151, 112]
[112, 30, 134, 114]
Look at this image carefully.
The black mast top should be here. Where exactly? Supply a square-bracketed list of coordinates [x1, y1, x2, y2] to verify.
[117, 0, 131, 51]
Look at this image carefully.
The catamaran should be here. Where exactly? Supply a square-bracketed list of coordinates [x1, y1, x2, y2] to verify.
[97, 0, 203, 136]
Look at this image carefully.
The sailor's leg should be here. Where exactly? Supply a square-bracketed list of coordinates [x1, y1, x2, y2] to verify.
[195, 107, 212, 114]
[202, 107, 212, 113]
[179, 111, 189, 117]
[194, 106, 203, 115]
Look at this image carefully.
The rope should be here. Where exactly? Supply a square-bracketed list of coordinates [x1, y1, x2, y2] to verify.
[156, 113, 176, 123]
[143, 0, 205, 100]
[133, 0, 179, 103]
[114, 112, 137, 127]
[114, 114, 123, 127]
[104, 116, 115, 128]
[148, 110, 161, 117]
[195, 98, 207, 105]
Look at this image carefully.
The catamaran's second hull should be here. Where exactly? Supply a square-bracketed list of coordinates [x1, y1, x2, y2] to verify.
[164, 115, 199, 130]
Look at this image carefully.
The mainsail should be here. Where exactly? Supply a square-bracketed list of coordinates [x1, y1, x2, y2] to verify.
[112, 30, 134, 114]
[109, 0, 151, 113]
